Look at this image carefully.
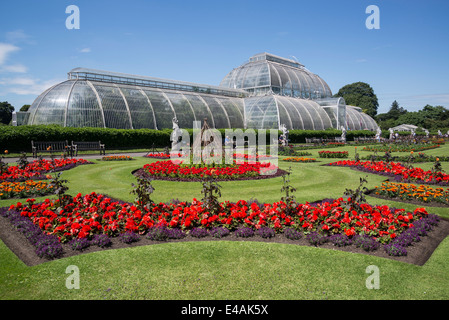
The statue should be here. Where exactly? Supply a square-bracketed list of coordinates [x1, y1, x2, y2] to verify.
[389, 128, 394, 140]
[375, 127, 382, 142]
[279, 124, 289, 146]
[340, 126, 346, 142]
[425, 129, 429, 137]
[171, 117, 182, 148]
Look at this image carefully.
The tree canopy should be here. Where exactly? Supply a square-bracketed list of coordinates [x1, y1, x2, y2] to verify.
[0, 101, 14, 125]
[334, 82, 379, 117]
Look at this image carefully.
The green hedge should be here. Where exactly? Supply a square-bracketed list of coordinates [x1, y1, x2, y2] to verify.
[287, 129, 375, 143]
[0, 125, 377, 153]
[0, 125, 172, 153]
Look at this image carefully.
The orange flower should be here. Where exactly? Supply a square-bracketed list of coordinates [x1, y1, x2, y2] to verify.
[4, 150, 8, 154]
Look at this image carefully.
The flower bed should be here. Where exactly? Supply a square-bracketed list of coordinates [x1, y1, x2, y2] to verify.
[362, 143, 440, 153]
[101, 155, 134, 161]
[0, 180, 54, 199]
[141, 160, 280, 181]
[9, 193, 430, 245]
[283, 157, 317, 163]
[374, 181, 449, 205]
[318, 150, 349, 158]
[0, 158, 92, 182]
[327, 160, 449, 186]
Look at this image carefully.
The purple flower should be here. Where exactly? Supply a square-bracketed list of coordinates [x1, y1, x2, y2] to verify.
[284, 228, 302, 240]
[189, 227, 208, 238]
[209, 227, 230, 238]
[91, 234, 112, 248]
[69, 237, 91, 251]
[256, 227, 275, 239]
[118, 231, 140, 244]
[235, 227, 255, 238]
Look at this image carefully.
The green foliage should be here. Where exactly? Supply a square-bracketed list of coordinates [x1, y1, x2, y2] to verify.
[288, 129, 375, 143]
[343, 176, 369, 213]
[280, 167, 297, 214]
[200, 177, 222, 215]
[334, 82, 379, 117]
[0, 101, 14, 125]
[130, 176, 155, 211]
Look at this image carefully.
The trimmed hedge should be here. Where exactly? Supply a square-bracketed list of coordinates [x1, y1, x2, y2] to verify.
[287, 129, 375, 143]
[0, 125, 376, 153]
[0, 125, 172, 153]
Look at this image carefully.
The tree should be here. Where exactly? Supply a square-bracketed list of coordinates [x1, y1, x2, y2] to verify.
[20, 104, 31, 112]
[0, 101, 14, 125]
[334, 82, 379, 117]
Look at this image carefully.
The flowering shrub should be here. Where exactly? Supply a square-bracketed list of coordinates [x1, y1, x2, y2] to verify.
[374, 181, 449, 205]
[143, 160, 279, 180]
[0, 158, 91, 182]
[235, 227, 255, 238]
[0, 180, 54, 199]
[318, 151, 349, 158]
[101, 155, 133, 161]
[327, 160, 449, 185]
[283, 157, 316, 163]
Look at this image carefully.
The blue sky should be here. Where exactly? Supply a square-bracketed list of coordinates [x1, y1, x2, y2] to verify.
[0, 0, 448, 114]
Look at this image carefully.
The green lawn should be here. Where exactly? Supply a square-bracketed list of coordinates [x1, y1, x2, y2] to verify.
[1, 143, 449, 300]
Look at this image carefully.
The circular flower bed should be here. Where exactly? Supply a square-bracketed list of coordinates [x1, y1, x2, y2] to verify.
[327, 160, 449, 186]
[136, 160, 285, 181]
[0, 158, 92, 182]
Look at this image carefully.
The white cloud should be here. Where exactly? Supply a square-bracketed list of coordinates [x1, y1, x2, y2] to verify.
[2, 77, 63, 96]
[0, 64, 27, 73]
[80, 48, 91, 53]
[0, 43, 20, 65]
[5, 30, 34, 44]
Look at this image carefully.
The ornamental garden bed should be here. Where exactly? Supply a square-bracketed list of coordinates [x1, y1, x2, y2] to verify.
[0, 158, 93, 182]
[134, 160, 287, 182]
[326, 160, 449, 186]
[366, 181, 449, 208]
[282, 157, 317, 163]
[362, 143, 441, 153]
[0, 180, 55, 200]
[318, 150, 349, 158]
[1, 194, 448, 267]
[101, 155, 134, 161]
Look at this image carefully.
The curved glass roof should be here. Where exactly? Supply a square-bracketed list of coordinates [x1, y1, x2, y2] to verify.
[220, 52, 332, 99]
[27, 80, 245, 130]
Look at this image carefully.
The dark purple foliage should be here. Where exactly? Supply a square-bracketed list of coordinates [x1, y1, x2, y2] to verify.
[235, 227, 255, 238]
[384, 243, 408, 256]
[256, 227, 275, 239]
[91, 234, 112, 248]
[118, 231, 140, 244]
[166, 228, 187, 239]
[353, 234, 380, 252]
[69, 237, 91, 251]
[209, 227, 230, 238]
[329, 233, 353, 247]
[146, 226, 169, 241]
[306, 231, 328, 246]
[189, 227, 208, 238]
[284, 228, 302, 240]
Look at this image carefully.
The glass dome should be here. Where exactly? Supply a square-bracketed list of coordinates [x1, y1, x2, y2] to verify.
[220, 53, 332, 99]
[27, 79, 245, 130]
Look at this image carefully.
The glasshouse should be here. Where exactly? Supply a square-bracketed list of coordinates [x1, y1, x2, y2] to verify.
[17, 52, 379, 131]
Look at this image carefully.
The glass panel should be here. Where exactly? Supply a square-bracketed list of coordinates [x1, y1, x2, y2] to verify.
[276, 99, 293, 130]
[182, 93, 213, 128]
[32, 81, 73, 126]
[164, 92, 196, 129]
[256, 63, 270, 87]
[269, 64, 281, 87]
[66, 81, 104, 128]
[243, 63, 264, 88]
[199, 95, 230, 128]
[142, 89, 175, 129]
[28, 86, 53, 125]
[276, 97, 304, 130]
[93, 84, 131, 129]
[287, 99, 315, 130]
[216, 97, 244, 128]
[120, 86, 155, 129]
[244, 96, 279, 129]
